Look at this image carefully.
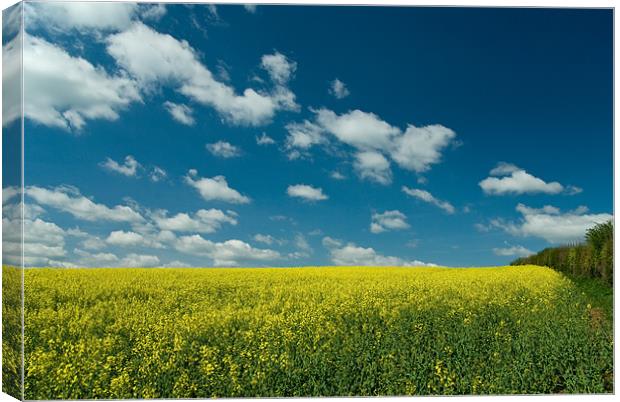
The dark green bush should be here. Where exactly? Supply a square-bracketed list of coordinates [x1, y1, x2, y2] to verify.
[512, 221, 613, 286]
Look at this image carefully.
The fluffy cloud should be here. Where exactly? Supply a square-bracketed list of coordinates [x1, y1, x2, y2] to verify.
[3, 33, 141, 130]
[120, 253, 160, 267]
[322, 237, 437, 267]
[370, 210, 410, 234]
[73, 249, 160, 267]
[354, 151, 392, 185]
[106, 230, 148, 247]
[316, 109, 399, 151]
[163, 101, 195, 125]
[261, 52, 296, 85]
[329, 78, 350, 99]
[284, 120, 326, 159]
[149, 166, 168, 182]
[489, 203, 612, 244]
[206, 141, 242, 158]
[402, 186, 455, 214]
[151, 208, 237, 233]
[25, 2, 139, 32]
[107, 23, 298, 126]
[479, 162, 581, 195]
[256, 132, 276, 145]
[286, 184, 328, 201]
[244, 5, 258, 13]
[185, 170, 250, 204]
[284, 108, 456, 183]
[493, 244, 533, 257]
[330, 171, 346, 180]
[390, 125, 456, 173]
[253, 234, 277, 245]
[174, 235, 280, 266]
[100, 155, 140, 177]
[26, 186, 143, 223]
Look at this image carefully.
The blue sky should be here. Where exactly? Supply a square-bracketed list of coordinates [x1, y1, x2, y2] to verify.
[2, 2, 613, 268]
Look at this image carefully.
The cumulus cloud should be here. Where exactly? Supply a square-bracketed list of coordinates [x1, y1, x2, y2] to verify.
[284, 108, 456, 183]
[354, 151, 392, 185]
[261, 52, 296, 85]
[256, 132, 276, 145]
[206, 141, 242, 158]
[493, 244, 533, 257]
[26, 186, 143, 223]
[286, 184, 328, 202]
[185, 170, 250, 204]
[487, 203, 612, 244]
[244, 4, 257, 13]
[163, 101, 195, 125]
[329, 78, 350, 99]
[330, 171, 346, 180]
[479, 163, 581, 195]
[149, 166, 167, 182]
[174, 235, 280, 266]
[106, 230, 148, 247]
[25, 2, 139, 32]
[3, 216, 68, 267]
[3, 33, 141, 130]
[370, 210, 410, 234]
[107, 23, 298, 126]
[151, 208, 237, 233]
[73, 249, 160, 267]
[100, 155, 140, 177]
[322, 237, 437, 267]
[402, 186, 455, 214]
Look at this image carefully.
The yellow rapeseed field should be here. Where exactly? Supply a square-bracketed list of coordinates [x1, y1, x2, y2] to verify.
[8, 265, 613, 398]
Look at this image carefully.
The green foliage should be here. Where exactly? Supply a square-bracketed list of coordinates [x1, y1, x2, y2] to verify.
[512, 221, 613, 285]
[2, 265, 23, 399]
[23, 265, 612, 398]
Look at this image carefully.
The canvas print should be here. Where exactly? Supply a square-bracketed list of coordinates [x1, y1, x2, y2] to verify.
[1, 1, 614, 399]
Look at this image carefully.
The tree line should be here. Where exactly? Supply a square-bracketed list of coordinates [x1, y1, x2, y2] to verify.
[511, 220, 613, 286]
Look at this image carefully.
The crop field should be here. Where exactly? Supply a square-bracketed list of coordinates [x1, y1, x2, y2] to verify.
[10, 265, 614, 398]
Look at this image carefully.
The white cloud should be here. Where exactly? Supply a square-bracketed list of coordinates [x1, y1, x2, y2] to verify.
[330, 171, 346, 180]
[322, 237, 437, 267]
[175, 235, 280, 267]
[254, 234, 276, 245]
[163, 101, 195, 125]
[479, 163, 580, 195]
[3, 33, 141, 130]
[286, 184, 328, 202]
[140, 4, 167, 21]
[284, 108, 457, 181]
[402, 186, 455, 214]
[316, 109, 399, 151]
[120, 253, 160, 267]
[26, 186, 143, 223]
[106, 230, 145, 247]
[152, 208, 237, 233]
[261, 52, 296, 85]
[73, 249, 160, 267]
[3, 215, 68, 267]
[284, 120, 326, 155]
[390, 124, 456, 173]
[256, 132, 276, 145]
[370, 210, 410, 234]
[329, 78, 350, 99]
[149, 166, 168, 182]
[493, 203, 613, 244]
[107, 23, 298, 126]
[25, 2, 138, 32]
[493, 244, 533, 257]
[206, 141, 242, 158]
[100, 155, 140, 177]
[353, 151, 392, 185]
[244, 4, 257, 13]
[185, 170, 250, 204]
